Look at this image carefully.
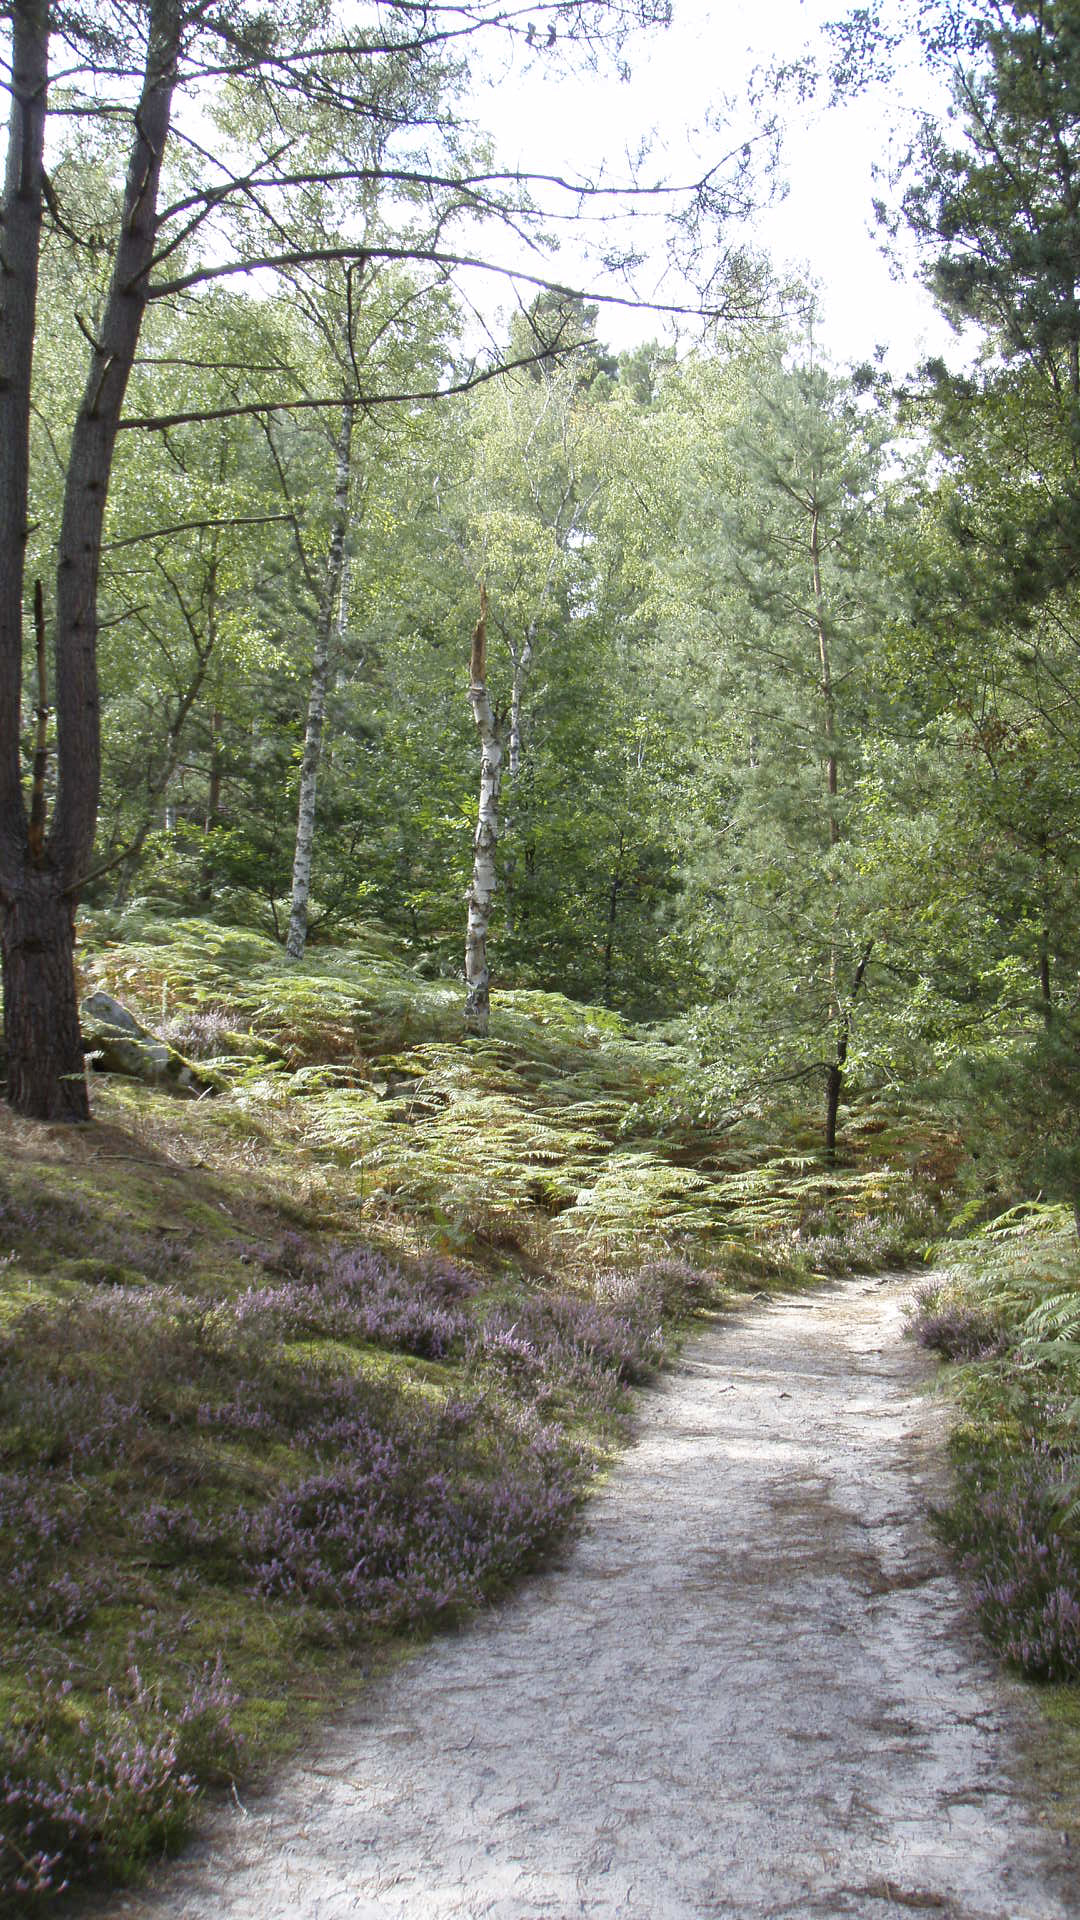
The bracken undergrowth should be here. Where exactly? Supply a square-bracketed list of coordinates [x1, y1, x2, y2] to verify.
[909, 1205, 1080, 1690]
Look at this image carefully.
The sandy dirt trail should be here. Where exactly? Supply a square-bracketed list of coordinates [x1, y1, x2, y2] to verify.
[114, 1276, 1076, 1920]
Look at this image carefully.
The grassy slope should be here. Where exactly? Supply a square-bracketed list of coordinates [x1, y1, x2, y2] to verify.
[0, 914, 951, 1909]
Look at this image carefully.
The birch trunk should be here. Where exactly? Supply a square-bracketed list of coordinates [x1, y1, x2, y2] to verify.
[286, 396, 354, 960]
[507, 630, 534, 783]
[465, 585, 502, 1035]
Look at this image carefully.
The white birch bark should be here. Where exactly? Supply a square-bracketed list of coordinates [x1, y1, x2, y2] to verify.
[286, 396, 354, 960]
[507, 629, 534, 783]
[465, 585, 503, 1035]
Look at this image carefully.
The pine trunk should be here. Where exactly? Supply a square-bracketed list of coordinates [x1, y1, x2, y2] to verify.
[286, 397, 354, 960]
[1, 872, 86, 1120]
[465, 587, 502, 1035]
[0, 1, 180, 1120]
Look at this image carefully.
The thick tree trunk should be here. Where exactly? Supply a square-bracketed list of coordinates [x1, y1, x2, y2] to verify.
[465, 586, 502, 1035]
[1, 873, 85, 1120]
[286, 397, 354, 960]
[0, 1, 180, 1120]
[0, 3, 46, 887]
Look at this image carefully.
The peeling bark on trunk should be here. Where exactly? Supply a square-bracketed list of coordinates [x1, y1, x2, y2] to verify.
[286, 396, 354, 960]
[465, 585, 502, 1035]
[0, 0, 180, 1120]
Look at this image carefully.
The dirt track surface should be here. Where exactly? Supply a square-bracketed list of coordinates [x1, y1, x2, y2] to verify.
[113, 1277, 1076, 1920]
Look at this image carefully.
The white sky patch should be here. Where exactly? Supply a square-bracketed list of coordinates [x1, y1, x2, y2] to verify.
[468, 0, 978, 375]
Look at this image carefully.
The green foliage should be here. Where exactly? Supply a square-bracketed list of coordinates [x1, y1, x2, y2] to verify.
[910, 1206, 1080, 1702]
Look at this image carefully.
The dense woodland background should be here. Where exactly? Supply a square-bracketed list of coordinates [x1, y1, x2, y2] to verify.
[4, 0, 1080, 1906]
[5, 0, 1078, 1184]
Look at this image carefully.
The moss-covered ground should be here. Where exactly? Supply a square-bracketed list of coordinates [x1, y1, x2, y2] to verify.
[0, 913, 955, 1910]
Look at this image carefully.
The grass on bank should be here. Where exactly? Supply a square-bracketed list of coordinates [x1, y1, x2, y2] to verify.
[910, 1202, 1080, 1834]
[0, 911, 951, 1911]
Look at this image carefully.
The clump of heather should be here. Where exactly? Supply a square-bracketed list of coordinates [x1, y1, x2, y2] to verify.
[230, 1243, 477, 1359]
[0, 1675, 203, 1907]
[473, 1272, 669, 1394]
[172, 1657, 245, 1783]
[160, 1006, 235, 1059]
[957, 1455, 1080, 1681]
[243, 1394, 580, 1625]
[910, 1283, 1007, 1362]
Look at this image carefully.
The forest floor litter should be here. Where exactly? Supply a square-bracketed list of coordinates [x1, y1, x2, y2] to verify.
[107, 1275, 1075, 1920]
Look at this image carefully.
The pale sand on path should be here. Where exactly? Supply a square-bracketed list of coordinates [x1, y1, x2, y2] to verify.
[109, 1276, 1078, 1920]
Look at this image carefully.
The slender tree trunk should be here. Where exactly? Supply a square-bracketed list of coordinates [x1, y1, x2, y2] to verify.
[0, 0, 180, 1120]
[1037, 834, 1053, 1025]
[286, 396, 354, 959]
[207, 712, 224, 826]
[824, 939, 874, 1160]
[465, 585, 503, 1035]
[602, 832, 625, 1007]
[811, 499, 847, 1155]
[115, 553, 220, 909]
[0, 3, 46, 885]
[507, 631, 534, 784]
[501, 627, 536, 939]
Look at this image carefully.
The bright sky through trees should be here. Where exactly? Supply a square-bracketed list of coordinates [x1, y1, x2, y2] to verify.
[478, 0, 966, 371]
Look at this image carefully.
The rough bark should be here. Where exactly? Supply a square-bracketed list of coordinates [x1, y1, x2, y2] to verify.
[0, 1, 181, 1121]
[0, 2, 46, 892]
[286, 396, 354, 959]
[1, 876, 85, 1120]
[465, 585, 503, 1035]
[50, 0, 181, 886]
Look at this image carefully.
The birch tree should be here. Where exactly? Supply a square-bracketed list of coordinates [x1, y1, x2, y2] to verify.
[447, 356, 604, 1027]
[3, 0, 733, 1118]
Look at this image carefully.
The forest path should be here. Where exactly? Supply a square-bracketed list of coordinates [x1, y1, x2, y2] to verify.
[113, 1277, 1074, 1920]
